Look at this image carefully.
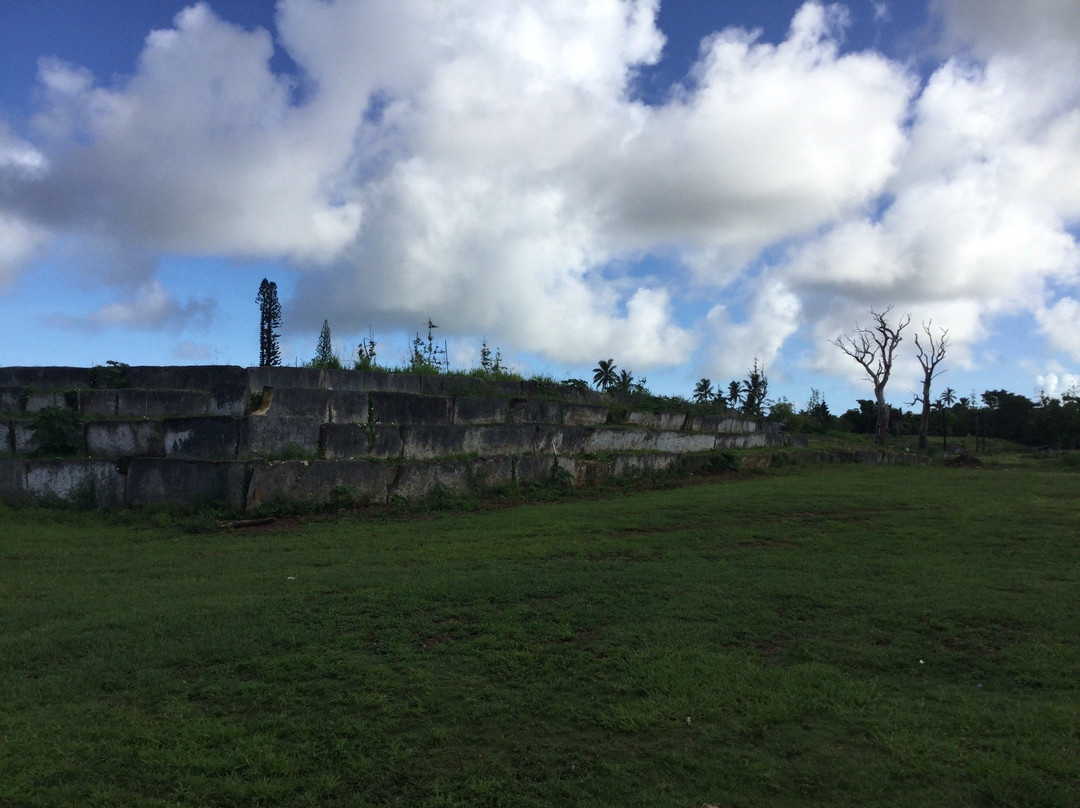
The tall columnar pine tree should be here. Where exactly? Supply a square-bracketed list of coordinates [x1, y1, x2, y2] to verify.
[256, 278, 282, 367]
[314, 320, 334, 366]
[833, 306, 910, 445]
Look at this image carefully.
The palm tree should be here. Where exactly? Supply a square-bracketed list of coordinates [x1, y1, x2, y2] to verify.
[727, 380, 742, 409]
[592, 359, 617, 391]
[938, 386, 957, 451]
[692, 378, 713, 404]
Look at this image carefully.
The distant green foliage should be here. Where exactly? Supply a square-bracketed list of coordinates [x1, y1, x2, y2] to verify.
[88, 360, 129, 389]
[29, 406, 82, 457]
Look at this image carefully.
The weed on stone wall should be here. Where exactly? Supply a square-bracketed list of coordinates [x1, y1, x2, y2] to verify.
[28, 406, 83, 457]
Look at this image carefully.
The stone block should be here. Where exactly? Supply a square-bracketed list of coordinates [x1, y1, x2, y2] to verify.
[369, 392, 452, 425]
[0, 388, 23, 413]
[26, 460, 124, 506]
[86, 421, 165, 458]
[535, 425, 589, 455]
[626, 411, 660, 429]
[612, 453, 680, 477]
[115, 389, 211, 418]
[400, 425, 469, 459]
[125, 459, 247, 511]
[562, 404, 609, 426]
[453, 397, 510, 425]
[653, 432, 718, 453]
[208, 383, 248, 416]
[585, 428, 655, 453]
[466, 457, 515, 490]
[245, 460, 390, 511]
[0, 459, 26, 497]
[239, 416, 322, 458]
[258, 387, 332, 420]
[510, 399, 562, 424]
[22, 391, 66, 412]
[515, 455, 559, 485]
[330, 391, 369, 423]
[321, 423, 403, 459]
[163, 417, 241, 459]
[76, 390, 118, 417]
[715, 433, 768, 449]
[468, 424, 538, 457]
[0, 367, 92, 388]
[389, 460, 473, 500]
[11, 420, 33, 455]
[246, 366, 322, 392]
[126, 365, 247, 391]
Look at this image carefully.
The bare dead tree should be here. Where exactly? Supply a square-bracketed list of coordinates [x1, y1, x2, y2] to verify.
[911, 322, 949, 450]
[832, 307, 911, 445]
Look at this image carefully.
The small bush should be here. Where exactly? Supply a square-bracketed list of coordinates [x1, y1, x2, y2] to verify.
[89, 360, 129, 389]
[29, 406, 83, 457]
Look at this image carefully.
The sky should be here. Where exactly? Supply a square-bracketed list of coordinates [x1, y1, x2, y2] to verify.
[2, 0, 1080, 413]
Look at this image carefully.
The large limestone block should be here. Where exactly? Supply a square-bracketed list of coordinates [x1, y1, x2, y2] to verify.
[509, 399, 562, 424]
[163, 417, 241, 459]
[534, 425, 589, 455]
[115, 389, 212, 418]
[86, 421, 165, 458]
[126, 365, 247, 391]
[26, 460, 124, 506]
[329, 391, 369, 423]
[715, 433, 768, 449]
[0, 459, 26, 497]
[561, 404, 609, 426]
[389, 458, 512, 499]
[257, 387, 332, 420]
[246, 460, 391, 511]
[0, 367, 92, 388]
[125, 459, 246, 510]
[239, 416, 321, 458]
[653, 432, 718, 453]
[369, 392, 452, 425]
[400, 425, 469, 459]
[453, 397, 510, 425]
[584, 428, 655, 453]
[321, 423, 403, 459]
[76, 390, 118, 417]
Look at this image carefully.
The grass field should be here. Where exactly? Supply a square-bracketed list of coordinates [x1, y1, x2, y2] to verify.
[2, 463, 1078, 807]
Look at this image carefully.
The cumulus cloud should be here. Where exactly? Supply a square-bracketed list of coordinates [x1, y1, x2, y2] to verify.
[3, 0, 1080, 390]
[46, 279, 215, 331]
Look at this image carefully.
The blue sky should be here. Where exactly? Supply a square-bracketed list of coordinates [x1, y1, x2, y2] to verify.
[2, 0, 1080, 413]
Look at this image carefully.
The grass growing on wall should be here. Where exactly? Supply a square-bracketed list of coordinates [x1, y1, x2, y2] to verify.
[1, 464, 1078, 807]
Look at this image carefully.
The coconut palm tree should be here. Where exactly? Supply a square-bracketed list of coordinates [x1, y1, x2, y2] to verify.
[592, 359, 617, 391]
[727, 380, 742, 409]
[692, 378, 713, 404]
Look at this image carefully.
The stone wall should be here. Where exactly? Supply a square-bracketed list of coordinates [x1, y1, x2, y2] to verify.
[0, 365, 786, 511]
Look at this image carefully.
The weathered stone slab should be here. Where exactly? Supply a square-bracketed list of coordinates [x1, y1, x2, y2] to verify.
[0, 367, 92, 389]
[585, 428, 655, 453]
[86, 421, 165, 457]
[26, 460, 124, 506]
[246, 366, 324, 392]
[453, 397, 510, 425]
[22, 391, 66, 412]
[369, 392, 452, 425]
[259, 388, 332, 420]
[0, 459, 26, 497]
[653, 432, 718, 453]
[115, 389, 212, 418]
[245, 460, 390, 511]
[329, 391, 369, 424]
[126, 365, 247, 391]
[514, 455, 558, 485]
[562, 404, 609, 426]
[239, 416, 321, 458]
[510, 399, 562, 424]
[10, 420, 33, 455]
[389, 460, 473, 499]
[400, 425, 469, 459]
[715, 433, 768, 449]
[612, 453, 680, 477]
[535, 425, 588, 455]
[76, 390, 118, 417]
[163, 417, 241, 459]
[321, 423, 403, 459]
[0, 388, 28, 413]
[125, 459, 246, 510]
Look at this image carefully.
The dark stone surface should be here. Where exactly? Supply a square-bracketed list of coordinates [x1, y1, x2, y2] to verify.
[126, 365, 247, 391]
[453, 396, 510, 425]
[509, 399, 562, 424]
[163, 417, 241, 459]
[369, 392, 453, 425]
[329, 391, 370, 424]
[115, 389, 212, 418]
[0, 459, 26, 497]
[25, 459, 124, 506]
[246, 459, 391, 511]
[321, 423, 403, 459]
[86, 421, 165, 458]
[239, 417, 322, 458]
[0, 367, 93, 388]
[125, 458, 247, 511]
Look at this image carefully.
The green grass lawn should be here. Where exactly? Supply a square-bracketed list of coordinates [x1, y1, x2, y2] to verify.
[2, 464, 1078, 807]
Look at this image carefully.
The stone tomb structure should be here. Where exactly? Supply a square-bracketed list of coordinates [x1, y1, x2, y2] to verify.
[0, 366, 782, 511]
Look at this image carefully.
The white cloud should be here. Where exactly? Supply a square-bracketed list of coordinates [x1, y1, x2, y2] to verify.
[46, 279, 215, 331]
